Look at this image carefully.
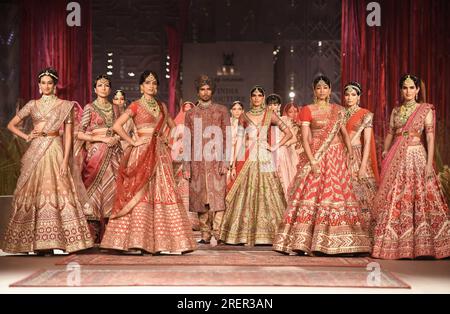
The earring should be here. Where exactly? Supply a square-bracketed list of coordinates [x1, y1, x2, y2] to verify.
[140, 88, 144, 94]
[39, 87, 42, 95]
[326, 95, 330, 104]
[53, 87, 57, 95]
[313, 96, 318, 104]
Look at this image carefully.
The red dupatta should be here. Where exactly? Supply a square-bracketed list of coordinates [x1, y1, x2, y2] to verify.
[346, 108, 380, 182]
[111, 101, 166, 218]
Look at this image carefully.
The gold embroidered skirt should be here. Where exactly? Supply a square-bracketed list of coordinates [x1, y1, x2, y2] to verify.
[2, 139, 93, 253]
[220, 158, 286, 246]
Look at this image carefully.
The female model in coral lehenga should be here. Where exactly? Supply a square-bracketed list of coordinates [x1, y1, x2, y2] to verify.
[77, 75, 122, 243]
[172, 101, 199, 230]
[100, 71, 196, 254]
[372, 74, 450, 259]
[273, 76, 370, 256]
[1, 68, 93, 254]
[343, 82, 379, 234]
[219, 86, 293, 246]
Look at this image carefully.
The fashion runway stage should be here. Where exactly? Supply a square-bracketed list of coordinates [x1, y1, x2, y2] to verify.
[1, 242, 449, 292]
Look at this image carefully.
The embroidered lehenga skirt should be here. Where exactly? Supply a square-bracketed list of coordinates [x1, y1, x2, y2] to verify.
[273, 143, 371, 255]
[2, 138, 93, 253]
[100, 141, 197, 254]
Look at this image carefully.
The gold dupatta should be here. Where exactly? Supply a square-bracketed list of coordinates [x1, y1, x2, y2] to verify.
[14, 99, 74, 194]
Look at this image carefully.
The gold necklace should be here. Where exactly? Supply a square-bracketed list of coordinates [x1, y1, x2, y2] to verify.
[398, 100, 417, 125]
[344, 105, 360, 122]
[316, 101, 329, 109]
[92, 99, 114, 127]
[249, 105, 265, 116]
[140, 96, 160, 117]
[38, 94, 57, 117]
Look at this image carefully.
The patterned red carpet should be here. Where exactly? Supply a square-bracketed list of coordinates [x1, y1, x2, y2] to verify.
[56, 251, 373, 267]
[11, 265, 410, 288]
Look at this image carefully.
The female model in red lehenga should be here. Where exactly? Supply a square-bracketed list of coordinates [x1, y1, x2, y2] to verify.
[77, 75, 122, 243]
[1, 68, 93, 254]
[273, 76, 371, 256]
[343, 82, 379, 235]
[372, 74, 450, 259]
[100, 71, 196, 254]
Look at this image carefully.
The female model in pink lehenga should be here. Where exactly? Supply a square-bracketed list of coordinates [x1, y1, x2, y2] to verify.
[77, 75, 122, 243]
[1, 68, 93, 254]
[172, 101, 199, 230]
[372, 74, 450, 259]
[100, 71, 196, 254]
[227, 100, 244, 185]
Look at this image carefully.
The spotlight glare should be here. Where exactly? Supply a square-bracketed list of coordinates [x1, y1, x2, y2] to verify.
[128, 72, 135, 77]
[289, 92, 296, 98]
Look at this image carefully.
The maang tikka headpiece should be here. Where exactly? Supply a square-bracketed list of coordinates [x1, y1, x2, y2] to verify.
[404, 75, 415, 87]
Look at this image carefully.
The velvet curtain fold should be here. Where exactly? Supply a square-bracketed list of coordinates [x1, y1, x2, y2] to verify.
[166, 0, 190, 117]
[19, 0, 92, 105]
[341, 0, 450, 165]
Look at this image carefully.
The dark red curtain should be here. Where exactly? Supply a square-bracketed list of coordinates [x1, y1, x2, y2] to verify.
[20, 0, 92, 105]
[341, 0, 450, 165]
[166, 0, 190, 117]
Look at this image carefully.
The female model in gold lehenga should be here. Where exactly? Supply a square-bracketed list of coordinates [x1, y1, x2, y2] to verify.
[372, 74, 450, 259]
[219, 86, 293, 246]
[77, 75, 122, 243]
[1, 68, 93, 254]
[100, 71, 196, 254]
[343, 82, 379, 234]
